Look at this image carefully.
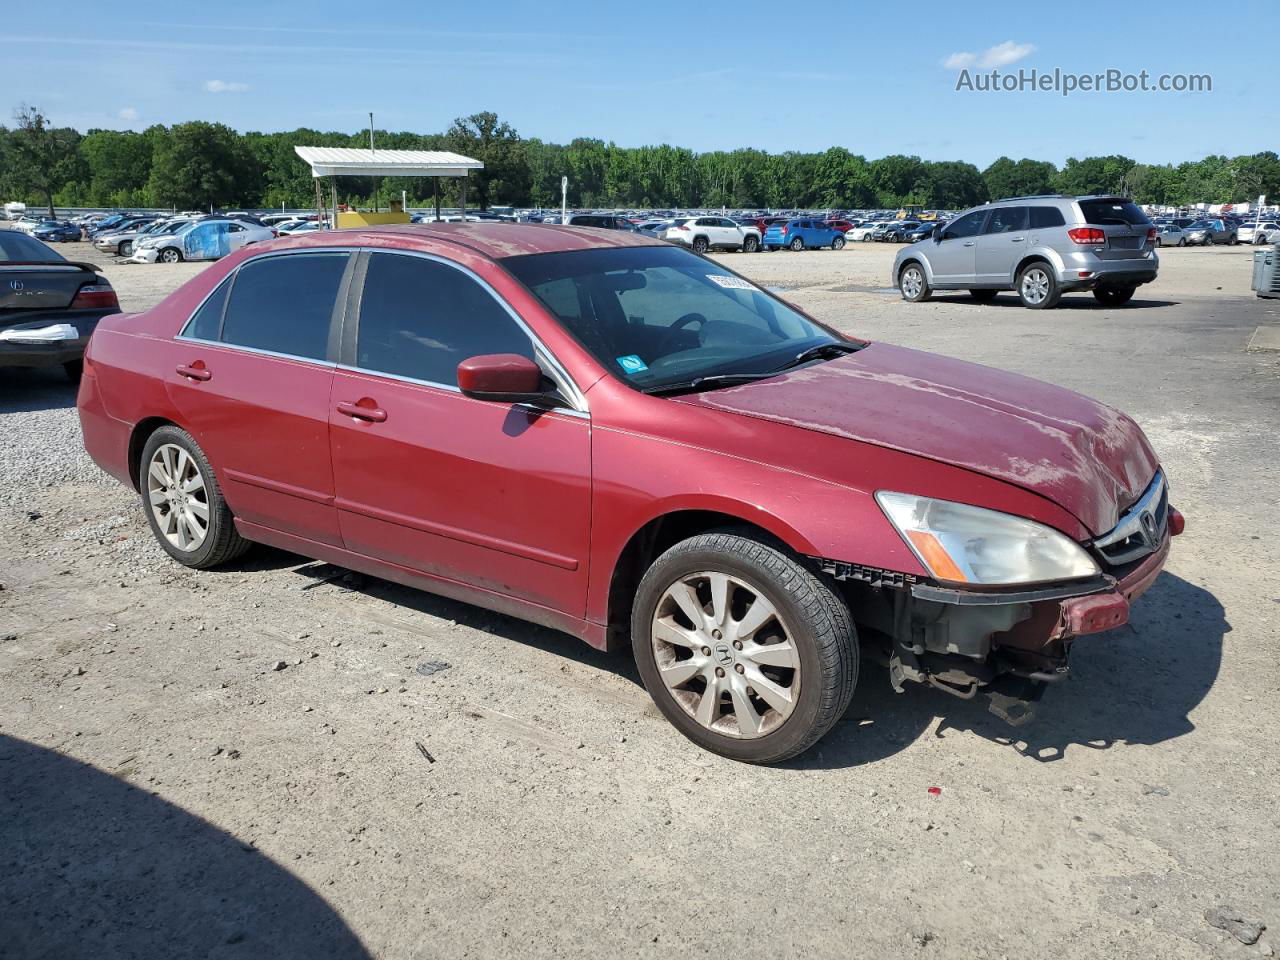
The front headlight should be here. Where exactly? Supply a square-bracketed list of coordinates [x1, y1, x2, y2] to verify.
[876, 491, 1099, 586]
[138, 238, 158, 248]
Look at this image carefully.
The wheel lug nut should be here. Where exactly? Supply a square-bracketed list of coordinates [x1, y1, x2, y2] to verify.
[715, 667, 725, 678]
[701, 646, 711, 656]
[711, 629, 722, 640]
[733, 640, 742, 650]
[735, 664, 744, 674]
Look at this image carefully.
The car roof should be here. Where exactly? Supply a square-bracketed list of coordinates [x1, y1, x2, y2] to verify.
[248, 222, 668, 260]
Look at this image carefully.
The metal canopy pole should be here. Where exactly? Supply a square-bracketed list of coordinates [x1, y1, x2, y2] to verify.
[329, 177, 338, 231]
[433, 177, 440, 221]
[459, 176, 468, 221]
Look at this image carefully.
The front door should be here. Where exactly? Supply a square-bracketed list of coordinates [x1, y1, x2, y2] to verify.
[974, 205, 1029, 284]
[329, 251, 591, 616]
[928, 209, 988, 285]
[167, 250, 351, 546]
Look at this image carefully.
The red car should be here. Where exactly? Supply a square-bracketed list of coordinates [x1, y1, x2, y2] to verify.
[78, 224, 1183, 763]
[825, 219, 855, 233]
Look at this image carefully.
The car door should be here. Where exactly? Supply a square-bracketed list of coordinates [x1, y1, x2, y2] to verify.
[167, 250, 352, 546]
[226, 223, 250, 251]
[974, 205, 1029, 284]
[928, 210, 988, 284]
[329, 250, 592, 616]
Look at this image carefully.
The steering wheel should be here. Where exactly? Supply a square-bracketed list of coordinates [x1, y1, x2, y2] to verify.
[655, 313, 707, 356]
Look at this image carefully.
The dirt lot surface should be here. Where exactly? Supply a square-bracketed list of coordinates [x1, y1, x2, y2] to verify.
[2, 238, 1278, 959]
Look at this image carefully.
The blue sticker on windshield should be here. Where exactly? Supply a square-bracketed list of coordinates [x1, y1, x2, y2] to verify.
[616, 354, 648, 374]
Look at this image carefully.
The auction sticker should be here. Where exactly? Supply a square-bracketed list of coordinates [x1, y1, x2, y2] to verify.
[707, 274, 755, 290]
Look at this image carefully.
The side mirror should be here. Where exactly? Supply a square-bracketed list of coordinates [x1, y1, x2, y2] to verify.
[457, 353, 550, 404]
[932, 225, 943, 242]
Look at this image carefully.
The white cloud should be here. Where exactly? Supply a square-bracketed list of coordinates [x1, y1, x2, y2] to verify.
[942, 40, 1035, 70]
[118, 107, 139, 121]
[204, 79, 250, 94]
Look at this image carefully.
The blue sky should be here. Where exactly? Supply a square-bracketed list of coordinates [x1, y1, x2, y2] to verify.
[7, 0, 1276, 166]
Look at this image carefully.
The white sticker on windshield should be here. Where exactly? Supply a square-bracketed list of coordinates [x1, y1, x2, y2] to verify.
[706, 274, 755, 290]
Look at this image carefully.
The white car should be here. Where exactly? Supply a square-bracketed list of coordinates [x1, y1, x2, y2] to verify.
[131, 219, 272, 263]
[661, 216, 761, 253]
[1240, 221, 1280, 244]
[848, 221, 890, 242]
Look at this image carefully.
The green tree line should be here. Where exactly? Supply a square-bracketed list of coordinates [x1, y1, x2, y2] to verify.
[3, 105, 1278, 215]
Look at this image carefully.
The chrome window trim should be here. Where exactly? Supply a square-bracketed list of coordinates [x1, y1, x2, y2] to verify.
[353, 248, 589, 415]
[173, 334, 338, 369]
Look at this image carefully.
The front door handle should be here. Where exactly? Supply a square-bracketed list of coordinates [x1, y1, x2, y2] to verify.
[176, 363, 211, 382]
[336, 400, 387, 423]
[963, 241, 975, 247]
[1010, 236, 1026, 242]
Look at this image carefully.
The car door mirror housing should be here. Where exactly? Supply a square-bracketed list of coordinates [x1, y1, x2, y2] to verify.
[457, 353, 549, 403]
[932, 225, 943, 242]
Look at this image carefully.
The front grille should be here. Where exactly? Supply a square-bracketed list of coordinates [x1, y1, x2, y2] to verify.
[1092, 472, 1168, 567]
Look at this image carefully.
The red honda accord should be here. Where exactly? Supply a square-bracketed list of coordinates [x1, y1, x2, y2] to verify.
[78, 224, 1183, 763]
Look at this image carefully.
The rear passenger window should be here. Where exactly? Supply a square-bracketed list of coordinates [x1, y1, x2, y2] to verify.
[184, 276, 231, 341]
[356, 253, 533, 387]
[986, 207, 1028, 233]
[1029, 206, 1066, 229]
[220, 253, 348, 360]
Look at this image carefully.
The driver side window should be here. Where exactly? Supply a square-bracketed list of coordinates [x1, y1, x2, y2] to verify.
[942, 211, 987, 240]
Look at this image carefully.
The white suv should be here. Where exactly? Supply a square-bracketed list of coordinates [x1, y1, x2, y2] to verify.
[848, 221, 889, 242]
[662, 217, 761, 253]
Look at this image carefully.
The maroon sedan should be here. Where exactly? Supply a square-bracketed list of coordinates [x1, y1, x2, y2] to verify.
[78, 224, 1183, 763]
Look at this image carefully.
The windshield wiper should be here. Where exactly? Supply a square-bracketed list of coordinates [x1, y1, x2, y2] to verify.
[643, 372, 781, 396]
[773, 341, 862, 372]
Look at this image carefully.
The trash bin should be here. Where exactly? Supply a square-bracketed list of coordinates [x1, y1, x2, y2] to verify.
[1254, 245, 1280, 299]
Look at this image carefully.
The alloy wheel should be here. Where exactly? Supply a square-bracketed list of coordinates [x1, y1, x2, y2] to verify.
[901, 265, 924, 299]
[1021, 268, 1050, 305]
[146, 443, 209, 551]
[650, 571, 799, 739]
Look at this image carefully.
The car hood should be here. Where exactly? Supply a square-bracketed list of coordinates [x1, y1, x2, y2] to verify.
[683, 343, 1159, 536]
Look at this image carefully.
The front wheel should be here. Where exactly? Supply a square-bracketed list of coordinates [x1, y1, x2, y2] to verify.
[831, 235, 845, 250]
[861, 233, 872, 242]
[1093, 285, 1136, 306]
[1153, 237, 1162, 247]
[160, 247, 183, 263]
[119, 240, 133, 257]
[1017, 262, 1060, 309]
[1178, 237, 1186, 247]
[742, 235, 759, 253]
[789, 237, 804, 251]
[140, 426, 251, 569]
[899, 262, 932, 302]
[632, 531, 858, 764]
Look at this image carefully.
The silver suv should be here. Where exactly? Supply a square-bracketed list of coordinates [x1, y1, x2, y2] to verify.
[893, 195, 1158, 308]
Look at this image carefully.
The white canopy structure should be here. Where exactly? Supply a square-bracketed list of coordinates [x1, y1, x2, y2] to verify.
[292, 146, 484, 227]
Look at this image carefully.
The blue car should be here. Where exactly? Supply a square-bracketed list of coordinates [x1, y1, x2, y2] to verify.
[762, 218, 846, 251]
[31, 220, 81, 243]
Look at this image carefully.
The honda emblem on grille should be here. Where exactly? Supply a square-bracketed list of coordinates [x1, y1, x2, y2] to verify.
[1139, 509, 1158, 547]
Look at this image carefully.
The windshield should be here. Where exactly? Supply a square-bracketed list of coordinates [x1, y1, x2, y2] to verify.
[502, 245, 843, 391]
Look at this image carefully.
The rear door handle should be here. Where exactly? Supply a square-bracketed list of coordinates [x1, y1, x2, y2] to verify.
[963, 241, 975, 247]
[336, 400, 387, 423]
[176, 363, 211, 382]
[1010, 236, 1026, 242]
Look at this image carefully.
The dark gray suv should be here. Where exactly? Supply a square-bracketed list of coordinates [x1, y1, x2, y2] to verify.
[893, 195, 1159, 308]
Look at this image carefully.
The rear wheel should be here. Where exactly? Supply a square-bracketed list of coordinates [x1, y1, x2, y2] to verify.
[742, 235, 759, 253]
[1017, 262, 1060, 309]
[1153, 236, 1162, 247]
[789, 237, 804, 251]
[1093, 285, 1136, 306]
[692, 236, 709, 254]
[140, 426, 250, 569]
[631, 531, 858, 764]
[1178, 237, 1186, 247]
[831, 235, 845, 250]
[861, 233, 872, 242]
[968, 288, 999, 302]
[899, 262, 932, 302]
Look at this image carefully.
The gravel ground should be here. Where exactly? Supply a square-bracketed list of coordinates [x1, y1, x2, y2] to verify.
[1, 238, 1278, 959]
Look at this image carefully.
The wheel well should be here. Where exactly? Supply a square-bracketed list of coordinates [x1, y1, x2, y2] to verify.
[692, 234, 709, 245]
[897, 258, 923, 282]
[127, 417, 178, 490]
[1013, 254, 1053, 282]
[604, 510, 784, 651]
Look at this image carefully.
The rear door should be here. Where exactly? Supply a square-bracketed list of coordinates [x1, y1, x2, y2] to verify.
[975, 205, 1029, 284]
[1076, 198, 1153, 262]
[167, 250, 352, 546]
[928, 209, 987, 284]
[329, 250, 591, 615]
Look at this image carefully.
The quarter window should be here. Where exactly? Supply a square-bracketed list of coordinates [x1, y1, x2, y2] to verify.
[1029, 206, 1067, 229]
[220, 253, 348, 360]
[356, 253, 534, 387]
[184, 275, 232, 340]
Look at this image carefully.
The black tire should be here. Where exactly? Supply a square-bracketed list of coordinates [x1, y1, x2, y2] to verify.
[831, 235, 845, 250]
[1093, 285, 1136, 307]
[789, 237, 804, 251]
[861, 233, 872, 242]
[1153, 236, 1161, 247]
[968, 288, 999, 302]
[139, 425, 251, 569]
[631, 531, 858, 764]
[119, 240, 132, 258]
[742, 235, 759, 253]
[898, 261, 932, 302]
[1229, 235, 1238, 246]
[691, 236, 709, 254]
[1178, 237, 1186, 247]
[1016, 261, 1061, 309]
[62, 359, 83, 383]
[160, 247, 183, 264]
[765, 245, 777, 251]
